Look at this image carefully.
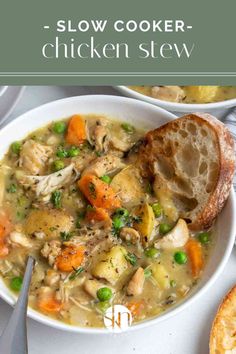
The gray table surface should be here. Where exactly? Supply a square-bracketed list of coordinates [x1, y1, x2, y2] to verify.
[0, 86, 235, 354]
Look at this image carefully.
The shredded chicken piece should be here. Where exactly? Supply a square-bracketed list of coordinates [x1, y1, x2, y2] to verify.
[20, 164, 77, 200]
[19, 140, 53, 175]
[44, 269, 60, 287]
[41, 240, 61, 267]
[82, 154, 124, 177]
[86, 117, 109, 152]
[127, 267, 145, 296]
[120, 227, 140, 244]
[9, 231, 32, 248]
[69, 297, 93, 312]
[154, 219, 189, 250]
[94, 125, 109, 152]
[109, 136, 133, 152]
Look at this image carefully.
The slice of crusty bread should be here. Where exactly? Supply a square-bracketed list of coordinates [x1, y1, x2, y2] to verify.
[138, 113, 235, 230]
[210, 285, 236, 353]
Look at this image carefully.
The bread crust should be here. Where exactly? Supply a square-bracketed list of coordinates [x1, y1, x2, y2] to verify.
[138, 113, 235, 230]
[210, 285, 236, 353]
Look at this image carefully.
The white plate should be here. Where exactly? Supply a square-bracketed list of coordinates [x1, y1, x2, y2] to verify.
[0, 95, 235, 335]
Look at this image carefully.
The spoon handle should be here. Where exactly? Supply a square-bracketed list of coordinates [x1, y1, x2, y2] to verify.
[0, 256, 35, 354]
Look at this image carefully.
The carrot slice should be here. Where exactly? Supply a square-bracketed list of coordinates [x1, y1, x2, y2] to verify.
[56, 245, 85, 272]
[126, 300, 145, 317]
[38, 295, 62, 314]
[86, 207, 110, 223]
[78, 174, 121, 211]
[0, 213, 11, 257]
[185, 238, 204, 278]
[66, 115, 86, 146]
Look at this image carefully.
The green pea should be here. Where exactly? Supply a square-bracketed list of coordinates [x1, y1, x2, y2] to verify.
[114, 208, 129, 219]
[10, 276, 23, 292]
[11, 141, 22, 155]
[174, 251, 188, 265]
[152, 203, 163, 217]
[67, 146, 80, 157]
[121, 123, 135, 134]
[100, 175, 112, 184]
[53, 121, 67, 134]
[97, 287, 113, 302]
[56, 146, 68, 158]
[144, 247, 160, 258]
[198, 232, 210, 244]
[112, 216, 125, 230]
[159, 223, 172, 235]
[53, 160, 65, 171]
[7, 184, 17, 193]
[96, 301, 110, 313]
[170, 280, 176, 287]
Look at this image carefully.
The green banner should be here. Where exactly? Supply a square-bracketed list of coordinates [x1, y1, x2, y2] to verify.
[0, 0, 235, 84]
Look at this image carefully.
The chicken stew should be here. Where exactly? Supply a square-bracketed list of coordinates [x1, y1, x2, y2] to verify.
[0, 114, 213, 328]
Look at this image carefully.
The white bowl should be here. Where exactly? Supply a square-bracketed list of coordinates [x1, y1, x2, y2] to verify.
[0, 95, 235, 334]
[116, 86, 236, 118]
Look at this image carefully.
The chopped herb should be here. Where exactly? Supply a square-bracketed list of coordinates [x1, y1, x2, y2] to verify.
[60, 231, 73, 241]
[146, 181, 153, 194]
[100, 175, 111, 184]
[11, 141, 22, 155]
[75, 210, 86, 229]
[51, 190, 62, 209]
[7, 184, 17, 193]
[144, 268, 152, 278]
[125, 252, 137, 266]
[17, 196, 28, 207]
[16, 211, 25, 220]
[170, 280, 176, 287]
[88, 182, 96, 199]
[95, 151, 102, 157]
[132, 215, 142, 224]
[121, 123, 135, 134]
[69, 266, 84, 280]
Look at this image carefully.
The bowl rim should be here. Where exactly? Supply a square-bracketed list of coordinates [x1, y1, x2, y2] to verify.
[0, 94, 235, 334]
[116, 85, 236, 111]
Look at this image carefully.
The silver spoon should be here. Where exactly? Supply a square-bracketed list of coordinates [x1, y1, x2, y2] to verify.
[0, 256, 35, 354]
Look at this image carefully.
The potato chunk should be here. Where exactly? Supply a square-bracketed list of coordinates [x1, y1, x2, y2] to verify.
[184, 86, 219, 103]
[92, 245, 128, 285]
[133, 202, 155, 246]
[25, 209, 73, 239]
[110, 166, 144, 208]
[151, 264, 170, 290]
